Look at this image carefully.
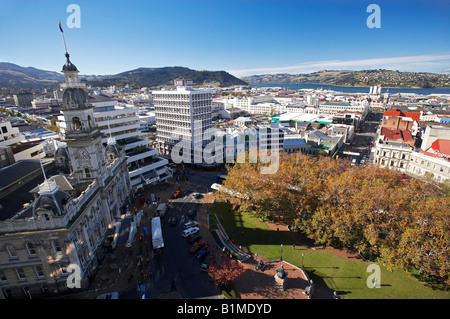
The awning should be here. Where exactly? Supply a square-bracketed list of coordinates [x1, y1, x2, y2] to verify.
[141, 170, 159, 185]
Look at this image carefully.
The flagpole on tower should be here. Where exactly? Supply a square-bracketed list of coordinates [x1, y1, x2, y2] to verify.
[59, 20, 68, 53]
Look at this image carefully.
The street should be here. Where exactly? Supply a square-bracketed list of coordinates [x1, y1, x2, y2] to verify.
[120, 165, 224, 299]
[336, 112, 382, 165]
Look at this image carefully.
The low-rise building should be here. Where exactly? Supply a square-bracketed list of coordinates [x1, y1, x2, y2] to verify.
[373, 140, 413, 172]
[407, 139, 450, 182]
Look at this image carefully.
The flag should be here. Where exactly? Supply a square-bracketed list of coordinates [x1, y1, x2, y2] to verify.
[59, 20, 64, 33]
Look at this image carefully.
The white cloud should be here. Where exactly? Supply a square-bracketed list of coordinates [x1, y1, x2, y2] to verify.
[228, 53, 450, 77]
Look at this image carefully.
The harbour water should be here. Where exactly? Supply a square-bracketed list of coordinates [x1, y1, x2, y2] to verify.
[251, 83, 450, 96]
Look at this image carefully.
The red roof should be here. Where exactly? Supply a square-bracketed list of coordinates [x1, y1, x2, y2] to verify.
[384, 108, 421, 122]
[381, 127, 414, 141]
[431, 139, 450, 156]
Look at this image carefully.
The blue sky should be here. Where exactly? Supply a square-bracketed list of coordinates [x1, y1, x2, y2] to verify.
[0, 0, 449, 77]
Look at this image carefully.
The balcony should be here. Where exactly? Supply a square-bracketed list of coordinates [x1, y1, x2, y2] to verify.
[126, 147, 158, 163]
[128, 156, 168, 178]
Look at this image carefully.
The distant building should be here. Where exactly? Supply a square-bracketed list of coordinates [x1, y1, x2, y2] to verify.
[382, 108, 420, 131]
[92, 100, 170, 190]
[13, 93, 33, 108]
[0, 120, 44, 161]
[319, 101, 370, 120]
[373, 133, 450, 182]
[407, 139, 450, 182]
[373, 140, 413, 172]
[153, 79, 218, 165]
[0, 146, 15, 168]
[421, 126, 450, 151]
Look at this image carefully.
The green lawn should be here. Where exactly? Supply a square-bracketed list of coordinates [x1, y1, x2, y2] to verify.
[210, 202, 449, 299]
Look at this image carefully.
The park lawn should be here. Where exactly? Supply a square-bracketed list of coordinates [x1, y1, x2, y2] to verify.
[210, 202, 449, 299]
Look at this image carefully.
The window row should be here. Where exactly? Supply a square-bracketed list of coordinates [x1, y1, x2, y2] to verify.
[4, 242, 63, 260]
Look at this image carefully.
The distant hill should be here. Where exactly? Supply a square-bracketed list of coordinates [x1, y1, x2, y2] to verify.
[0, 62, 64, 89]
[86, 66, 248, 88]
[0, 63, 248, 89]
[241, 69, 450, 88]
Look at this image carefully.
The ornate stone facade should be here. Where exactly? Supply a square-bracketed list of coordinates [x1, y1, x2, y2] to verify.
[0, 53, 131, 299]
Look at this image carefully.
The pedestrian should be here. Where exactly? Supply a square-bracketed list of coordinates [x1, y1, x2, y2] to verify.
[292, 244, 295, 250]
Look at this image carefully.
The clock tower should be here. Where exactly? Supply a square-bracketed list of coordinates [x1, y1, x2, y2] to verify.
[60, 52, 107, 186]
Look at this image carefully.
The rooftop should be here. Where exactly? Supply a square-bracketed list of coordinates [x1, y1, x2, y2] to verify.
[0, 160, 60, 221]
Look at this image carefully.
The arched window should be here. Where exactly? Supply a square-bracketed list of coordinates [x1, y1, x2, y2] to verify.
[26, 242, 37, 257]
[72, 117, 82, 131]
[85, 168, 91, 178]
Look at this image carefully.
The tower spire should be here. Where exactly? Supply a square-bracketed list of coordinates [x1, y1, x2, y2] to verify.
[59, 20, 68, 54]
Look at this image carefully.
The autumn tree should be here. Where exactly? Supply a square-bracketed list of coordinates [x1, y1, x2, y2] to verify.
[217, 151, 449, 286]
[207, 256, 245, 290]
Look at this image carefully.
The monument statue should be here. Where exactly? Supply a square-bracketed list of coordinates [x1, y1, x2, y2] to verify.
[275, 264, 286, 279]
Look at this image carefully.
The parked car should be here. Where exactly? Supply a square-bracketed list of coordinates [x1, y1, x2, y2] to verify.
[189, 240, 205, 254]
[182, 226, 199, 238]
[196, 247, 209, 261]
[96, 292, 119, 299]
[173, 190, 184, 198]
[187, 234, 202, 244]
[183, 221, 199, 229]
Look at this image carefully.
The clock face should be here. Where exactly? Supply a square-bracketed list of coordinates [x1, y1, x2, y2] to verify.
[76, 148, 89, 159]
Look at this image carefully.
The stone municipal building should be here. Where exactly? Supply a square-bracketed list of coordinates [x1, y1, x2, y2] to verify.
[0, 53, 131, 298]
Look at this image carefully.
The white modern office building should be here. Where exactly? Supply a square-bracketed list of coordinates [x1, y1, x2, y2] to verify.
[153, 79, 219, 165]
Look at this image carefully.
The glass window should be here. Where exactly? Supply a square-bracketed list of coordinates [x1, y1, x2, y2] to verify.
[16, 268, 26, 281]
[34, 266, 45, 278]
[6, 245, 17, 259]
[0, 270, 7, 282]
[26, 242, 37, 257]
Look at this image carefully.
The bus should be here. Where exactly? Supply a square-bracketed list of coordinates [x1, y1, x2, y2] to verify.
[151, 216, 164, 250]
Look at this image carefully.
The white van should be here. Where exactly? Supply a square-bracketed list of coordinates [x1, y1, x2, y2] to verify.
[183, 221, 198, 229]
[182, 227, 199, 238]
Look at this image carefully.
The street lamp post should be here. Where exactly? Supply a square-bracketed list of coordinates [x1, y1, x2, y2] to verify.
[301, 253, 305, 269]
[280, 244, 283, 261]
